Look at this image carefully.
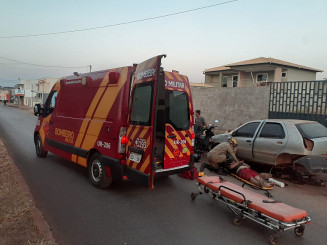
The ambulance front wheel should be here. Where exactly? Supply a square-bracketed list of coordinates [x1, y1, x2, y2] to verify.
[88, 153, 112, 188]
[35, 134, 48, 158]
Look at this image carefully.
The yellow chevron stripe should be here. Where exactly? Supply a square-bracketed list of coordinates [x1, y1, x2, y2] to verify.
[126, 159, 132, 167]
[165, 146, 175, 159]
[140, 155, 151, 173]
[139, 128, 148, 139]
[165, 72, 174, 80]
[130, 126, 141, 143]
[174, 72, 183, 81]
[185, 83, 190, 96]
[132, 161, 138, 169]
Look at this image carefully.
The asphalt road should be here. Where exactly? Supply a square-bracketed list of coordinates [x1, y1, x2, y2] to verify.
[0, 105, 326, 245]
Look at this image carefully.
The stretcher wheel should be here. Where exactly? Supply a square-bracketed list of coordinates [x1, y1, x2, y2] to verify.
[191, 193, 197, 200]
[294, 225, 305, 237]
[233, 217, 241, 226]
[269, 236, 277, 245]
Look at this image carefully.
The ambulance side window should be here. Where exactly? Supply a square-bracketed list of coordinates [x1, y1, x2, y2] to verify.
[44, 91, 57, 116]
[130, 83, 153, 126]
[50, 91, 57, 109]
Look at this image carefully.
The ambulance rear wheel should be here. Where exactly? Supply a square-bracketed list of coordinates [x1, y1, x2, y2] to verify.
[35, 134, 48, 158]
[88, 153, 112, 188]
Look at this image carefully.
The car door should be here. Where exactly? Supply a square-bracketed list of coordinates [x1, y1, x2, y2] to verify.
[232, 121, 262, 161]
[253, 122, 288, 165]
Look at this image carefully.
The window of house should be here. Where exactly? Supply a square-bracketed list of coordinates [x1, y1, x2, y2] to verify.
[233, 122, 260, 138]
[259, 123, 285, 139]
[222, 76, 228, 87]
[232, 75, 238, 87]
[257, 73, 268, 82]
[282, 71, 287, 78]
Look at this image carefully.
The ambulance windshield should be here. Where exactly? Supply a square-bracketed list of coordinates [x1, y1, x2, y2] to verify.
[166, 91, 190, 130]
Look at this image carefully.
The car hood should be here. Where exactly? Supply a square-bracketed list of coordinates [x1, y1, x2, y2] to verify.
[312, 137, 327, 155]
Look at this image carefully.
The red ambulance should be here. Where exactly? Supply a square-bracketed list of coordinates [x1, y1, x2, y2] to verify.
[33, 55, 195, 189]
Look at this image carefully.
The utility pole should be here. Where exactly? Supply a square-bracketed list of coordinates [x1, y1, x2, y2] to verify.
[89, 65, 92, 73]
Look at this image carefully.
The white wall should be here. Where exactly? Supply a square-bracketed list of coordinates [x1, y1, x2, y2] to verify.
[287, 68, 317, 81]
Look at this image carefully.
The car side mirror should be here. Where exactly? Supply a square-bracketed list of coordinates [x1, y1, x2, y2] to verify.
[34, 104, 43, 117]
[231, 131, 236, 137]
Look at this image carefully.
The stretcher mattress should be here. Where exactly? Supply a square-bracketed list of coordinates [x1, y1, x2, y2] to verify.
[230, 173, 273, 190]
[198, 176, 307, 223]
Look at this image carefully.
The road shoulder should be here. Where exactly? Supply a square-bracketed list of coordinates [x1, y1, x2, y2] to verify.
[0, 137, 56, 245]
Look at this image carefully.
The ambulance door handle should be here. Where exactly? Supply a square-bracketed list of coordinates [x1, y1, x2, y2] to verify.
[49, 121, 53, 125]
[185, 134, 189, 137]
[167, 135, 176, 138]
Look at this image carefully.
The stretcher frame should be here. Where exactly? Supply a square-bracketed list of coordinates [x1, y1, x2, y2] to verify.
[191, 177, 311, 245]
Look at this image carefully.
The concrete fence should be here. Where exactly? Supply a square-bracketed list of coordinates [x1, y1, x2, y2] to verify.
[191, 86, 270, 132]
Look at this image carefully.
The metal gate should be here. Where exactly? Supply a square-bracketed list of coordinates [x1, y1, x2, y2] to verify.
[269, 80, 327, 127]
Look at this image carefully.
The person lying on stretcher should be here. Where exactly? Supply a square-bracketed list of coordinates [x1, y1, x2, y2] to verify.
[200, 138, 273, 188]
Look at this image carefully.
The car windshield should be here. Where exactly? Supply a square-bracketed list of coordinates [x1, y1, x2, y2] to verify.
[296, 123, 327, 139]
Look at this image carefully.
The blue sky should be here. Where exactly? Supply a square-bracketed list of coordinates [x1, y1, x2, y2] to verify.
[0, 0, 326, 87]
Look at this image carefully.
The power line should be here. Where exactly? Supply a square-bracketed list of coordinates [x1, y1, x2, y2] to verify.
[0, 56, 89, 69]
[0, 0, 238, 39]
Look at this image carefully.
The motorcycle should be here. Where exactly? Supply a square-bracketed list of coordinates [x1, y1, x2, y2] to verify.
[194, 125, 216, 162]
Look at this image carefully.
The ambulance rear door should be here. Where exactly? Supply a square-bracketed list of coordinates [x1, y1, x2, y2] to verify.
[125, 55, 166, 189]
[162, 72, 194, 171]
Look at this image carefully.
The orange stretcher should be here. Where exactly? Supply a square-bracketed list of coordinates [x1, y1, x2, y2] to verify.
[191, 176, 310, 245]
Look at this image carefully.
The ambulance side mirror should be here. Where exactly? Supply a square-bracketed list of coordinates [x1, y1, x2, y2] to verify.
[34, 104, 43, 116]
[109, 72, 120, 84]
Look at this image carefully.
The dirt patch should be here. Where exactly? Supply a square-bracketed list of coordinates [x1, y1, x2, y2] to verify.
[0, 138, 56, 245]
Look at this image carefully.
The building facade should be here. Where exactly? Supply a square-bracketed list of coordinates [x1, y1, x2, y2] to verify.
[204, 57, 323, 88]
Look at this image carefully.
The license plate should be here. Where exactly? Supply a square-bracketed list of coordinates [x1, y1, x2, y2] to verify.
[129, 152, 142, 163]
